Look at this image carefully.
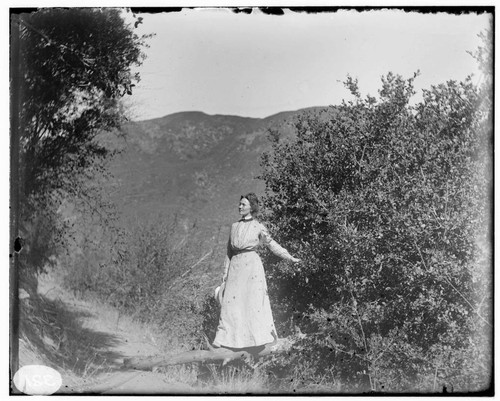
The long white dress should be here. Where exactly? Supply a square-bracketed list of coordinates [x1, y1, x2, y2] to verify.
[213, 217, 294, 349]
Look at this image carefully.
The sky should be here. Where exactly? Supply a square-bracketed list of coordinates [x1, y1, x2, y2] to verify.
[123, 8, 492, 121]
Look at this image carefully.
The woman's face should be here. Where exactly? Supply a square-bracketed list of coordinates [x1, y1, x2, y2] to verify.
[239, 198, 251, 217]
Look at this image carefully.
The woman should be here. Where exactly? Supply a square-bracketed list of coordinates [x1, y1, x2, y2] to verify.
[213, 193, 300, 349]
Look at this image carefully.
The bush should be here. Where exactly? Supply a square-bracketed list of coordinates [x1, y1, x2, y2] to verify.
[259, 69, 492, 392]
[200, 295, 221, 345]
[63, 216, 186, 315]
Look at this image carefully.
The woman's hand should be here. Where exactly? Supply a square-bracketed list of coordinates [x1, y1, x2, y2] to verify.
[291, 257, 302, 277]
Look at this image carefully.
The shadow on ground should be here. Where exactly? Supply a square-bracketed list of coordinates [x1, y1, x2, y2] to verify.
[19, 292, 124, 378]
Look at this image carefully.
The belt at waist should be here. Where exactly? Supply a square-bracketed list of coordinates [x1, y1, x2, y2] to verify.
[232, 249, 256, 256]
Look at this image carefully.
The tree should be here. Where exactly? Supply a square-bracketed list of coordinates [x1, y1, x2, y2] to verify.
[17, 8, 149, 197]
[259, 63, 491, 390]
[12, 8, 151, 279]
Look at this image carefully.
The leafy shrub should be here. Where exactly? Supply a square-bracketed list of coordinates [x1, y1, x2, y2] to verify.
[259, 66, 491, 392]
[200, 295, 221, 345]
[64, 216, 185, 313]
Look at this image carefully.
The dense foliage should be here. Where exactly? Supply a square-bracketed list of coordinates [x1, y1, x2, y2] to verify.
[18, 8, 148, 196]
[260, 60, 491, 390]
[14, 8, 150, 285]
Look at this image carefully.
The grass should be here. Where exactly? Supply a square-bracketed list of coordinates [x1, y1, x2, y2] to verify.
[17, 285, 119, 393]
[17, 267, 329, 395]
[17, 268, 349, 395]
[153, 364, 199, 388]
[18, 268, 156, 392]
[18, 266, 211, 394]
[201, 364, 270, 394]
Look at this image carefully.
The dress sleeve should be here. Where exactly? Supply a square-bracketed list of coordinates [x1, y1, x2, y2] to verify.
[260, 223, 294, 261]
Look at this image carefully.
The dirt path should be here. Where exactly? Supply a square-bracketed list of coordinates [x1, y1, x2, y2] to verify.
[21, 270, 198, 395]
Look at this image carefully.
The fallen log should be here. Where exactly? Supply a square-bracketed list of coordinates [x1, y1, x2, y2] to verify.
[123, 337, 295, 371]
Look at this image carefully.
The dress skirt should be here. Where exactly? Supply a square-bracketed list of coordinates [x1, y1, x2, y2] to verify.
[213, 251, 277, 348]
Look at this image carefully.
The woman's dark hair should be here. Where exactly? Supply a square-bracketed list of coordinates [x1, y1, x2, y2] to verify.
[241, 193, 260, 215]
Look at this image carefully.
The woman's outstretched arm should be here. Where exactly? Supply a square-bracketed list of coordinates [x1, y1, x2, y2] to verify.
[260, 224, 300, 263]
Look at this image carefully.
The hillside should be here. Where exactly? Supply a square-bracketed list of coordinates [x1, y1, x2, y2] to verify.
[59, 106, 340, 361]
[101, 107, 334, 263]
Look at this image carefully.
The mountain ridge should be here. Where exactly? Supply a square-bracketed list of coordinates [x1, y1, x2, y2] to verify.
[132, 106, 327, 124]
[102, 105, 334, 263]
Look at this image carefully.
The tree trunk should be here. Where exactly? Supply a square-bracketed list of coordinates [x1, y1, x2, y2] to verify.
[123, 337, 294, 371]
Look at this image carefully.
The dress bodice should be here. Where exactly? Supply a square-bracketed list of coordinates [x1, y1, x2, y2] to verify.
[224, 218, 293, 266]
[229, 219, 272, 252]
